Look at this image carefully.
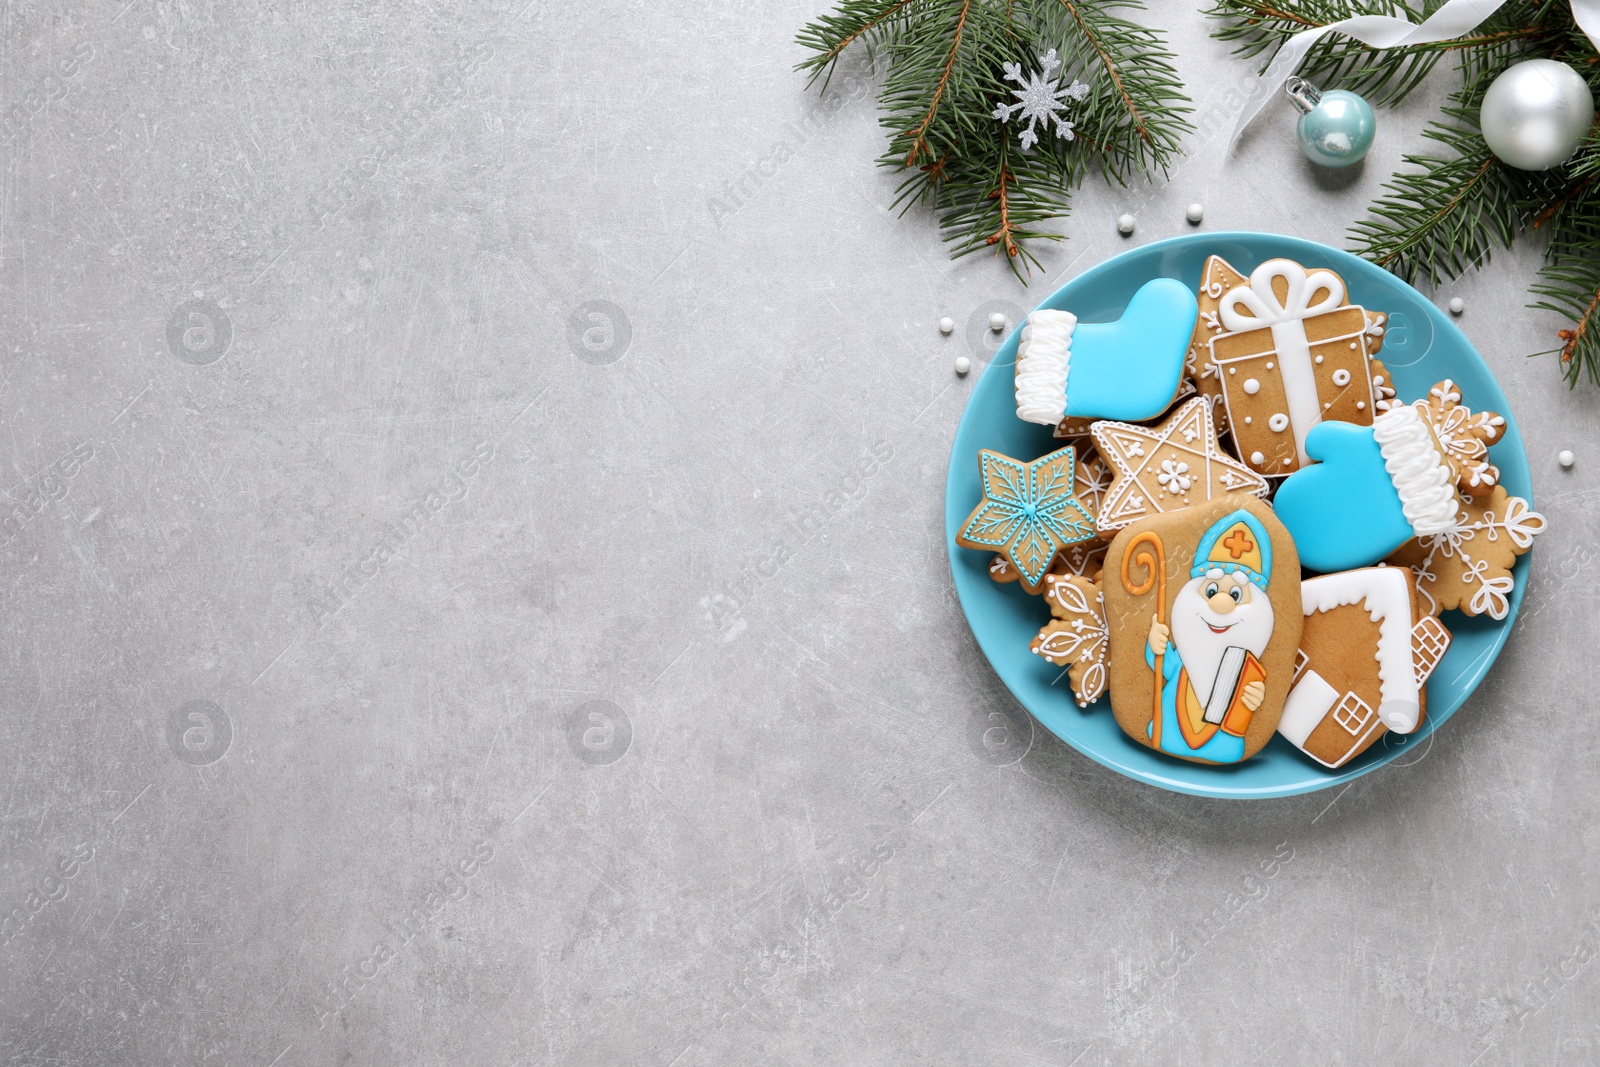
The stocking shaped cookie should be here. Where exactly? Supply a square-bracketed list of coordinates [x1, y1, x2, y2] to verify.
[1273, 381, 1506, 572]
[1102, 497, 1302, 765]
[1014, 279, 1197, 426]
[1277, 567, 1451, 769]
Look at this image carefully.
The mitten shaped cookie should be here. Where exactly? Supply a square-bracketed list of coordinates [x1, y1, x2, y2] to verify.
[1102, 496, 1302, 765]
[1014, 279, 1197, 426]
[1272, 381, 1506, 572]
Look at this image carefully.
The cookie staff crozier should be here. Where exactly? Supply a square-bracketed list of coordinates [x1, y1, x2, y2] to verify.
[1014, 279, 1198, 425]
[1272, 380, 1506, 572]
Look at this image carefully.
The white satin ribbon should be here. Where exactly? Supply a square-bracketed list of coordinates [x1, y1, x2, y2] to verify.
[1231, 0, 1600, 146]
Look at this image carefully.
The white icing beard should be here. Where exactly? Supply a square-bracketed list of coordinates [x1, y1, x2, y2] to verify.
[1169, 577, 1276, 707]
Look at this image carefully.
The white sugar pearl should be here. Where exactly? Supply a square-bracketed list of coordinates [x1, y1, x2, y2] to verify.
[1559, 449, 1575, 468]
[954, 355, 971, 376]
[1185, 203, 1204, 224]
[1250, 451, 1265, 466]
[1242, 378, 1260, 395]
[1449, 297, 1465, 315]
[988, 312, 1007, 332]
[1117, 213, 1136, 235]
[938, 316, 954, 334]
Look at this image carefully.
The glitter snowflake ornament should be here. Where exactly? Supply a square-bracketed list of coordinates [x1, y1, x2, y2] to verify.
[993, 49, 1090, 151]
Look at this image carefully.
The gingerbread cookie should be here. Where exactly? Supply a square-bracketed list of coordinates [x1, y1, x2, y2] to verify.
[1187, 254, 1390, 443]
[1030, 574, 1110, 708]
[989, 540, 1107, 586]
[956, 446, 1096, 595]
[1014, 279, 1197, 426]
[1418, 379, 1505, 498]
[1208, 258, 1384, 476]
[1386, 486, 1546, 620]
[987, 447, 1113, 590]
[1051, 379, 1200, 443]
[1277, 567, 1451, 769]
[1274, 380, 1509, 572]
[1090, 396, 1269, 536]
[1101, 497, 1302, 765]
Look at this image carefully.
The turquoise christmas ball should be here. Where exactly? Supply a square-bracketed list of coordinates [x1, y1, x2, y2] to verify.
[1296, 89, 1375, 168]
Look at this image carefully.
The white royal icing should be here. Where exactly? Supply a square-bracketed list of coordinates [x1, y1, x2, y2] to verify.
[1299, 569, 1421, 732]
[1373, 405, 1458, 536]
[1015, 310, 1075, 425]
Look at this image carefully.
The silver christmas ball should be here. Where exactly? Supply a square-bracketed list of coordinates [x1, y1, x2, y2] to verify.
[1479, 59, 1594, 171]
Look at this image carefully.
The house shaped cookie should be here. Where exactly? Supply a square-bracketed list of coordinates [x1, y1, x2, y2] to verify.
[1277, 567, 1451, 769]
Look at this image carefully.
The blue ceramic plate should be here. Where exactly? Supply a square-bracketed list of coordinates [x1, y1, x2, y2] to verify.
[946, 232, 1533, 799]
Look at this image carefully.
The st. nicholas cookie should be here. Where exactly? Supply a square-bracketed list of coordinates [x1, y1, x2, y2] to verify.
[1385, 486, 1546, 620]
[1101, 496, 1303, 765]
[1090, 396, 1269, 536]
[957, 446, 1096, 595]
[1277, 567, 1451, 769]
[1014, 279, 1197, 426]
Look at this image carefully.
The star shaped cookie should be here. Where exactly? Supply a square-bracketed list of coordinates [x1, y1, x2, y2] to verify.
[1089, 396, 1269, 535]
[957, 446, 1096, 594]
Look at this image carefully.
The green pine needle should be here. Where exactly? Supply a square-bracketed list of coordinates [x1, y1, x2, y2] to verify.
[1208, 0, 1600, 386]
[796, 0, 1192, 279]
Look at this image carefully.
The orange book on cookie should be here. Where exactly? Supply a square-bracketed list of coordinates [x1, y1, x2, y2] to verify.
[1216, 653, 1267, 738]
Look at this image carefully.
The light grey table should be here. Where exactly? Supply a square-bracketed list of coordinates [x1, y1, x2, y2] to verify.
[3, 2, 1596, 1064]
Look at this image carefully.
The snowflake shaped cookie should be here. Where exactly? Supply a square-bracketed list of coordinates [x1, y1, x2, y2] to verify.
[1386, 486, 1545, 620]
[1415, 378, 1505, 498]
[1031, 574, 1109, 707]
[957, 446, 1096, 594]
[992, 49, 1089, 151]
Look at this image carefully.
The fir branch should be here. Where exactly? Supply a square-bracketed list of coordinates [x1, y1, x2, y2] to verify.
[1208, 0, 1600, 384]
[1346, 122, 1527, 285]
[796, 0, 918, 87]
[1030, 0, 1193, 178]
[903, 0, 974, 166]
[1203, 0, 1547, 107]
[795, 0, 1190, 275]
[1532, 254, 1600, 386]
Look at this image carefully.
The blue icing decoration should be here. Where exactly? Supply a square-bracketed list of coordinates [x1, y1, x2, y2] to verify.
[1062, 278, 1197, 421]
[1273, 421, 1414, 572]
